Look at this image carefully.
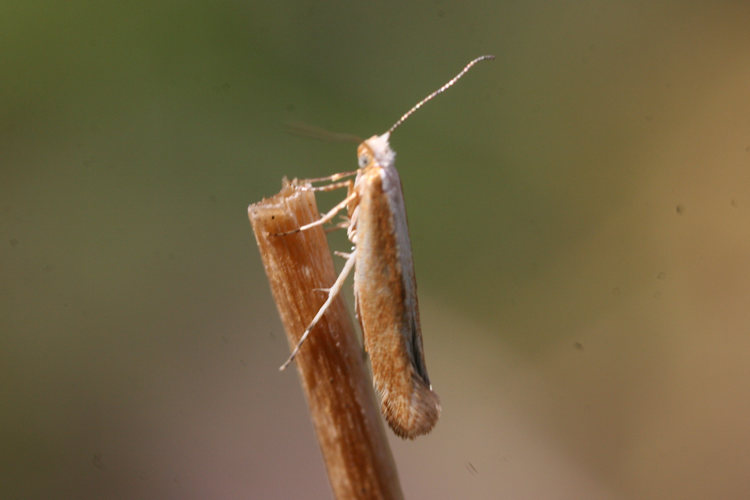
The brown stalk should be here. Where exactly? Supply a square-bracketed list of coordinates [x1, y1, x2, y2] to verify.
[249, 180, 403, 500]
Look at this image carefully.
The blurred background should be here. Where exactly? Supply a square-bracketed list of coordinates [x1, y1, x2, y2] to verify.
[4, 1, 750, 498]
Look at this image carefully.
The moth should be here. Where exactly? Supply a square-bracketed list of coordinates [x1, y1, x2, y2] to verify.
[279, 55, 494, 438]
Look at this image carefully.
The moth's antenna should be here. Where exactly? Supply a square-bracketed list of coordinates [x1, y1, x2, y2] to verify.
[386, 55, 495, 135]
[285, 121, 362, 144]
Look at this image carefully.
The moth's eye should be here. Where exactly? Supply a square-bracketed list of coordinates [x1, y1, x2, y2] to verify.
[358, 153, 370, 168]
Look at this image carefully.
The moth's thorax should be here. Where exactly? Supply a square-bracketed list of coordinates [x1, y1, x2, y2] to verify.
[350, 132, 396, 243]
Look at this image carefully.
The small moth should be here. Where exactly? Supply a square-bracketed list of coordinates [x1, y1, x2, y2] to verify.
[279, 55, 494, 438]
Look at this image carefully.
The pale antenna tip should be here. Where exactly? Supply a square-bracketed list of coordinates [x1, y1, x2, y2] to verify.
[386, 55, 495, 135]
[279, 356, 293, 371]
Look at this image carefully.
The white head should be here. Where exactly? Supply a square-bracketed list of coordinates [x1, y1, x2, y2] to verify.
[361, 133, 395, 168]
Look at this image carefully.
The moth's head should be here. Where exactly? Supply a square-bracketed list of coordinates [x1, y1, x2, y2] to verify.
[358, 132, 395, 169]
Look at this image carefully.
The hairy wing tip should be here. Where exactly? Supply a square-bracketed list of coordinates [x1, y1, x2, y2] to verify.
[383, 382, 441, 439]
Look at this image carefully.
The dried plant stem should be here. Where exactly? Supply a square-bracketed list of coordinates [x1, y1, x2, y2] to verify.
[249, 180, 403, 500]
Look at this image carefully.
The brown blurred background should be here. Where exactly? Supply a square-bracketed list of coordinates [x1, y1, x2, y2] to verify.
[4, 1, 750, 498]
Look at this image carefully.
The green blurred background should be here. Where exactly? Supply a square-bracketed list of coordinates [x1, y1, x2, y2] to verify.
[4, 1, 750, 498]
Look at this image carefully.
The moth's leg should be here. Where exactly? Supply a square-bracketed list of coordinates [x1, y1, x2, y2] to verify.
[310, 179, 351, 192]
[301, 170, 358, 185]
[313, 249, 354, 293]
[279, 251, 357, 370]
[273, 182, 356, 236]
[312, 251, 354, 293]
[324, 219, 350, 233]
